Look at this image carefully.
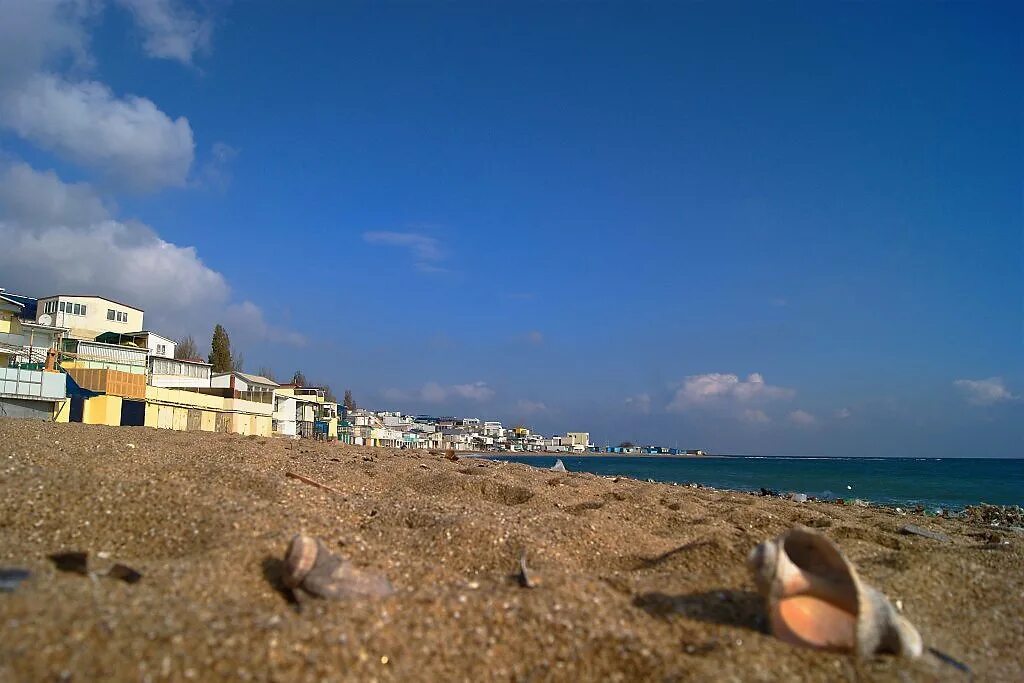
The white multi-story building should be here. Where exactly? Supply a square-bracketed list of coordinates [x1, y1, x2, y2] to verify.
[36, 294, 144, 340]
[565, 432, 591, 451]
[482, 421, 503, 437]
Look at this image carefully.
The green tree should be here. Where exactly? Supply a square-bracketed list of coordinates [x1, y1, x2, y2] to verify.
[292, 370, 307, 387]
[208, 324, 233, 372]
[175, 335, 199, 360]
[343, 389, 357, 411]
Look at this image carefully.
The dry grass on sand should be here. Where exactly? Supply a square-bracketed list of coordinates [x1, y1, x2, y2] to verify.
[0, 419, 1021, 681]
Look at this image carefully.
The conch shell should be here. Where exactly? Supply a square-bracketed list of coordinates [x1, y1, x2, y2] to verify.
[747, 527, 922, 658]
[284, 534, 394, 600]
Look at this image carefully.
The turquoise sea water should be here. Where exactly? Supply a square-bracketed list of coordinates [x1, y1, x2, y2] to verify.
[484, 455, 1024, 510]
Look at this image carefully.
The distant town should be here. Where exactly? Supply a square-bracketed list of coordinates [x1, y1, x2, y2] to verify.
[1, 287, 705, 455]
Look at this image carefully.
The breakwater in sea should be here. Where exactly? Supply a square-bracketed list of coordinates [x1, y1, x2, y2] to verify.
[483, 455, 1024, 510]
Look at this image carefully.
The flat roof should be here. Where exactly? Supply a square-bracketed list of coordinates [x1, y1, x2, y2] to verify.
[38, 294, 144, 312]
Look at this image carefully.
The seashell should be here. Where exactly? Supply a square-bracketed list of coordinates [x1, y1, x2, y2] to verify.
[283, 534, 320, 588]
[283, 534, 394, 600]
[747, 527, 922, 658]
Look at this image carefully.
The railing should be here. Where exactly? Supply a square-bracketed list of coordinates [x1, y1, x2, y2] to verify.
[0, 367, 67, 400]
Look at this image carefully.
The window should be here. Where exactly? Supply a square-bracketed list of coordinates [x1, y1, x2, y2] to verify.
[59, 302, 66, 313]
[107, 309, 115, 321]
[72, 304, 81, 315]
[156, 344, 166, 356]
[81, 305, 87, 316]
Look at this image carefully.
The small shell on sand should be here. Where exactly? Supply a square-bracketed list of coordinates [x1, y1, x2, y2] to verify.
[283, 534, 394, 600]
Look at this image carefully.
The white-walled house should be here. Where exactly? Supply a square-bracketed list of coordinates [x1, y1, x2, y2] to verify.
[36, 294, 144, 340]
[95, 331, 176, 359]
[211, 371, 278, 396]
[148, 357, 212, 389]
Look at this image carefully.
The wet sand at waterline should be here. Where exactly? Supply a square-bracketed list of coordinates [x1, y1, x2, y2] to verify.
[1, 419, 1021, 681]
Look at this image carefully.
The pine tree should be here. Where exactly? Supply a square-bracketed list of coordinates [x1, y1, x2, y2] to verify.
[208, 324, 233, 372]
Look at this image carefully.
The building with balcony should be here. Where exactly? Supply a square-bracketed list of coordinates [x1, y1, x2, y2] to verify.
[36, 294, 144, 340]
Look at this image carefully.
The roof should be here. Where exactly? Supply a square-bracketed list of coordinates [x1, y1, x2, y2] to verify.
[0, 293, 24, 309]
[96, 330, 175, 345]
[21, 321, 69, 332]
[37, 294, 144, 312]
[213, 371, 279, 387]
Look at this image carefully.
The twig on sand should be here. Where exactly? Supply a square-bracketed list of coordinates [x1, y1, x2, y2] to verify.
[285, 471, 345, 497]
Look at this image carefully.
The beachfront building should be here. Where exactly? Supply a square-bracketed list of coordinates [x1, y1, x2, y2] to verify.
[0, 292, 68, 420]
[482, 421, 503, 437]
[147, 357, 212, 389]
[272, 390, 315, 437]
[95, 330, 176, 359]
[565, 432, 591, 452]
[35, 294, 144, 340]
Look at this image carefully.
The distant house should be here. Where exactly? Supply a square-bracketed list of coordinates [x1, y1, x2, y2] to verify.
[35, 294, 144, 340]
[565, 432, 591, 452]
[94, 330, 176, 359]
[210, 371, 278, 402]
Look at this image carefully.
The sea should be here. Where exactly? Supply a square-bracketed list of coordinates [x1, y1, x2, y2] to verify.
[482, 455, 1024, 511]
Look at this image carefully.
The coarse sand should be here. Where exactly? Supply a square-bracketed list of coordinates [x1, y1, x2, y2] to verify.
[1, 419, 1021, 681]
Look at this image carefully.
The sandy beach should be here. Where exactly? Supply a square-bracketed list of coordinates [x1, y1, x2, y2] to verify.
[1, 419, 1021, 681]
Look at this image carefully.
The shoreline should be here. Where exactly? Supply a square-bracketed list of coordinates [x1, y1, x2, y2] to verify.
[2, 419, 1022, 681]
[473, 453, 1023, 512]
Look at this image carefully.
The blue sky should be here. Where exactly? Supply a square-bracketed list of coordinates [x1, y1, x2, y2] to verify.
[0, 1, 1020, 456]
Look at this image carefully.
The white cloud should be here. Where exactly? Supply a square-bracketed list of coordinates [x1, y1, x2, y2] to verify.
[362, 231, 446, 273]
[0, 73, 195, 190]
[742, 409, 771, 424]
[0, 162, 302, 346]
[667, 372, 795, 413]
[0, 162, 111, 226]
[953, 378, 1017, 406]
[194, 141, 237, 191]
[834, 407, 852, 419]
[516, 399, 548, 415]
[0, 0, 95, 89]
[413, 381, 495, 404]
[451, 382, 495, 401]
[624, 393, 651, 414]
[113, 0, 212, 65]
[224, 301, 307, 348]
[788, 409, 817, 427]
[381, 387, 410, 402]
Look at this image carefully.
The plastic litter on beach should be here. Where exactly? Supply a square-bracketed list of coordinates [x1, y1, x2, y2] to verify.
[748, 527, 922, 658]
[550, 459, 567, 472]
[0, 568, 31, 592]
[283, 534, 394, 601]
